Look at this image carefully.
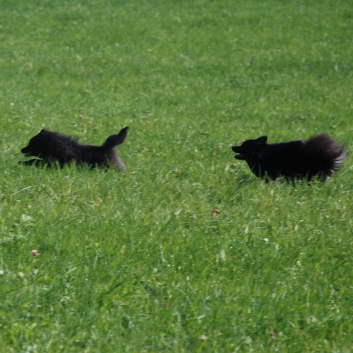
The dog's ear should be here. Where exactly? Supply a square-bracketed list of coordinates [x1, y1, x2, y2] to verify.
[256, 136, 267, 144]
[40, 129, 46, 133]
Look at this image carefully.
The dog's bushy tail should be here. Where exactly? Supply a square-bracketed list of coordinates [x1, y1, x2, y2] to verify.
[102, 126, 128, 149]
[306, 134, 345, 175]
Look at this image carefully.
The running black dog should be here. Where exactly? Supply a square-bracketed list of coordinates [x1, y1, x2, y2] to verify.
[231, 134, 345, 182]
[20, 127, 128, 170]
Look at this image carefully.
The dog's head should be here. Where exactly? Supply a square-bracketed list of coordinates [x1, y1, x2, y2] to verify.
[231, 136, 268, 160]
[21, 129, 50, 157]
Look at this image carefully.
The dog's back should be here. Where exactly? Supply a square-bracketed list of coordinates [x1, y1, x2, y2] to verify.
[232, 134, 345, 181]
[79, 127, 128, 170]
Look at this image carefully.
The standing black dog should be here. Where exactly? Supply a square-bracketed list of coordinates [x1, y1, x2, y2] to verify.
[20, 126, 128, 170]
[231, 134, 345, 182]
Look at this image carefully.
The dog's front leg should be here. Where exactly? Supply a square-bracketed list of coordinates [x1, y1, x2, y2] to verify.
[19, 159, 44, 166]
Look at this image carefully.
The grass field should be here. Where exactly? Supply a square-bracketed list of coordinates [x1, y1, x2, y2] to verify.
[1, 0, 353, 351]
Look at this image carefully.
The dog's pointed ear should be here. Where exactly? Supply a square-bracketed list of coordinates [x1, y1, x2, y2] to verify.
[40, 129, 46, 133]
[256, 136, 267, 143]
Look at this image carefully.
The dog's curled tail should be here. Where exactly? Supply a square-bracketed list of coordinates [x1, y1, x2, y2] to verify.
[102, 126, 129, 149]
[306, 134, 345, 175]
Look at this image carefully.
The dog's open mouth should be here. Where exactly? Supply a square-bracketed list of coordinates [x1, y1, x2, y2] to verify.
[234, 154, 245, 160]
[231, 146, 245, 160]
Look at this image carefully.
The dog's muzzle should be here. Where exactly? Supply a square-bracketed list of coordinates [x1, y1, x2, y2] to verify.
[231, 146, 245, 160]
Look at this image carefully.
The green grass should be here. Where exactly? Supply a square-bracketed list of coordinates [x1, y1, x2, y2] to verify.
[1, 0, 353, 351]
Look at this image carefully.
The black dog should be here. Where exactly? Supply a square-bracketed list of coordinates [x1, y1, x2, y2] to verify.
[231, 134, 345, 182]
[20, 127, 128, 170]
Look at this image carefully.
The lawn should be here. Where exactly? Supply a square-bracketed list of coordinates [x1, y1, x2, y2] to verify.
[1, 0, 353, 351]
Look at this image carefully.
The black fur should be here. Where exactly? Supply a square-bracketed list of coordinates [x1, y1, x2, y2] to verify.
[20, 127, 128, 170]
[231, 134, 345, 182]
